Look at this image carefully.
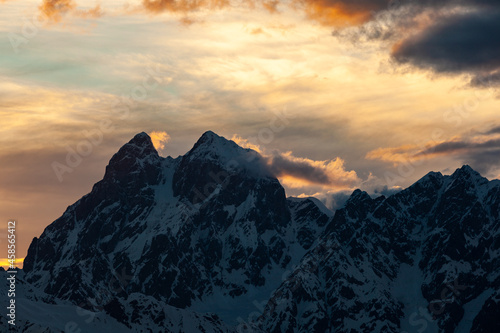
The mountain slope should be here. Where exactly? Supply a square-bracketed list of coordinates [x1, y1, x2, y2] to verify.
[21, 131, 331, 330]
[256, 166, 500, 333]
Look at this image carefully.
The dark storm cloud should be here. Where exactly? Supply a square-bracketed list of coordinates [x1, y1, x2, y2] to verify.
[470, 70, 500, 88]
[416, 137, 500, 157]
[487, 124, 500, 134]
[411, 132, 500, 175]
[415, 140, 471, 156]
[392, 10, 500, 73]
[267, 152, 330, 184]
[263, 151, 360, 188]
[322, 0, 500, 86]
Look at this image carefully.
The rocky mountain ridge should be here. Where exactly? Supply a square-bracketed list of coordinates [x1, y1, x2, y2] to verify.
[3, 132, 499, 332]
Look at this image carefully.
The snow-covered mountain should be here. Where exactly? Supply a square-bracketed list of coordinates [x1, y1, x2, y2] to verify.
[17, 131, 330, 332]
[256, 166, 500, 333]
[4, 132, 500, 332]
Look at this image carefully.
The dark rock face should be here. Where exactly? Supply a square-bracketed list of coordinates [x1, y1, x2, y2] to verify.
[24, 132, 163, 307]
[22, 131, 330, 330]
[257, 166, 500, 333]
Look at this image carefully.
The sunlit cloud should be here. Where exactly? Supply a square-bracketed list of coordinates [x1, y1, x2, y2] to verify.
[366, 143, 426, 166]
[297, 0, 390, 27]
[366, 126, 500, 176]
[39, 0, 75, 22]
[150, 131, 171, 153]
[39, 0, 102, 22]
[268, 151, 360, 188]
[232, 135, 360, 191]
[231, 134, 262, 153]
[141, 0, 230, 13]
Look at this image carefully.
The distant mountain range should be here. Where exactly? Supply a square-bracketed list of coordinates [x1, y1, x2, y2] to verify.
[2, 131, 499, 332]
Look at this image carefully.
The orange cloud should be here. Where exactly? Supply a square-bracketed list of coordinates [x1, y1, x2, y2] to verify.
[31, 0, 393, 26]
[365, 141, 462, 166]
[142, 0, 230, 13]
[39, 0, 102, 22]
[75, 5, 103, 19]
[250, 27, 265, 35]
[366, 144, 423, 165]
[232, 134, 359, 189]
[150, 131, 171, 152]
[39, 0, 76, 22]
[231, 134, 263, 153]
[297, 0, 390, 27]
[263, 0, 280, 13]
[269, 151, 360, 188]
[366, 129, 500, 168]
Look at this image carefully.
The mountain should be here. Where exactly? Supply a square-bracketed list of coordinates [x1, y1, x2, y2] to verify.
[4, 132, 500, 332]
[18, 131, 331, 331]
[256, 166, 500, 333]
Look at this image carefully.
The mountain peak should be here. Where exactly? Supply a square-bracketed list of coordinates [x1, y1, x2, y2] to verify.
[411, 170, 444, 190]
[348, 189, 371, 203]
[128, 132, 156, 150]
[450, 165, 485, 183]
[102, 132, 161, 183]
[190, 130, 234, 152]
[199, 130, 219, 142]
[186, 131, 264, 169]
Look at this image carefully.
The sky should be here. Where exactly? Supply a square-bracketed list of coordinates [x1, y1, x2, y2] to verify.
[1, 0, 500, 266]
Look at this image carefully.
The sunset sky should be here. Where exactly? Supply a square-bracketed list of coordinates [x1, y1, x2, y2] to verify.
[1, 0, 500, 264]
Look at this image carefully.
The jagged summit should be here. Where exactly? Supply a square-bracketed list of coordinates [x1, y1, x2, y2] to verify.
[181, 131, 271, 179]
[188, 130, 253, 157]
[122, 132, 157, 153]
[102, 132, 161, 185]
[450, 164, 487, 182]
[196, 130, 221, 144]
[108, 132, 159, 163]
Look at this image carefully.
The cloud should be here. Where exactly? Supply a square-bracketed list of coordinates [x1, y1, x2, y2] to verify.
[470, 70, 500, 88]
[231, 134, 263, 153]
[314, 189, 352, 211]
[141, 0, 230, 13]
[316, 0, 500, 87]
[232, 134, 360, 190]
[366, 126, 500, 175]
[486, 125, 500, 135]
[75, 4, 103, 19]
[262, 0, 280, 13]
[306, 182, 402, 211]
[149, 131, 171, 152]
[267, 151, 360, 188]
[391, 10, 500, 74]
[366, 144, 423, 165]
[39, 0, 76, 22]
[39, 0, 103, 22]
[249, 27, 265, 35]
[297, 0, 391, 26]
